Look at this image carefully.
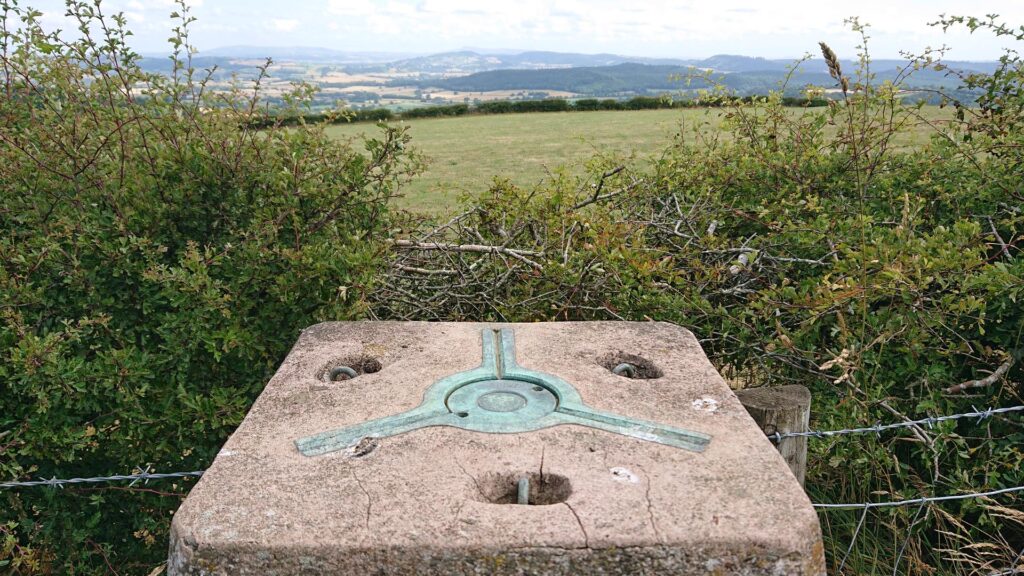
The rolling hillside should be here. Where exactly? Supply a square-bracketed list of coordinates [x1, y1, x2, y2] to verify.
[376, 54, 998, 97]
[411, 63, 834, 95]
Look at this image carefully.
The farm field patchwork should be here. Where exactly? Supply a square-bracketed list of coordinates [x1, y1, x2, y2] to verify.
[325, 107, 950, 213]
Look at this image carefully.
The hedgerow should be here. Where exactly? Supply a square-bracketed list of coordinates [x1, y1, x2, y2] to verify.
[265, 94, 829, 127]
[0, 1, 419, 572]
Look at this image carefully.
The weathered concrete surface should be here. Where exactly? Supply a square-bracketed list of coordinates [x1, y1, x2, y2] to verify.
[168, 322, 825, 575]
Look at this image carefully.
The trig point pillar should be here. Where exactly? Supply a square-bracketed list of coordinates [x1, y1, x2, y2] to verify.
[168, 322, 825, 575]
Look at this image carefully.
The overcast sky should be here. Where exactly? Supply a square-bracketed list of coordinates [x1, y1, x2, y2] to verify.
[32, 0, 1024, 60]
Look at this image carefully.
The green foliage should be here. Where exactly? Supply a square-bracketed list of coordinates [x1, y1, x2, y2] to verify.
[0, 0, 418, 572]
[249, 106, 395, 128]
[401, 102, 469, 118]
[475, 98, 570, 114]
[377, 20, 1023, 575]
[320, 94, 823, 126]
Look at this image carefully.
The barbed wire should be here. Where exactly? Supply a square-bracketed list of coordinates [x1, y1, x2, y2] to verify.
[0, 409, 1020, 504]
[0, 467, 204, 490]
[819, 484, 1024, 576]
[4, 467, 1020, 514]
[769, 405, 1024, 442]
[812, 484, 1024, 511]
[3, 404, 1021, 575]
[3, 469, 1018, 574]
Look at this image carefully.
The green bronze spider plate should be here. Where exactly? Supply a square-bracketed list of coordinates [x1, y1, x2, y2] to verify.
[295, 328, 711, 456]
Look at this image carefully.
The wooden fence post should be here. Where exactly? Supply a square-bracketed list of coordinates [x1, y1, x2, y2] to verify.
[735, 385, 811, 486]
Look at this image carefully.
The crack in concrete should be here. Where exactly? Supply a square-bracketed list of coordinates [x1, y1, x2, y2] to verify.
[563, 502, 590, 549]
[449, 500, 466, 531]
[350, 469, 372, 530]
[538, 445, 546, 484]
[454, 457, 484, 499]
[637, 465, 662, 543]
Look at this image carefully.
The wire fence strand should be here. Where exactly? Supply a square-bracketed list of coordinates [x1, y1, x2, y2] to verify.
[2, 407, 1021, 508]
[4, 467, 1020, 514]
[769, 404, 1024, 442]
[812, 484, 1024, 511]
[0, 469, 204, 490]
[4, 404, 1021, 574]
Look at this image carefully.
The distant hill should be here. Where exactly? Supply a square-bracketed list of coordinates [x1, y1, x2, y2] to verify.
[398, 62, 831, 96]
[355, 50, 1002, 77]
[398, 58, 997, 96]
[143, 46, 420, 63]
[371, 50, 691, 73]
[159, 45, 999, 79]
[137, 56, 254, 75]
[200, 46, 419, 62]
[133, 46, 998, 102]
[416, 63, 700, 93]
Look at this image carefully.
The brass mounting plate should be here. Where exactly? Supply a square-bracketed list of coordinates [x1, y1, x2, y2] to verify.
[296, 328, 711, 456]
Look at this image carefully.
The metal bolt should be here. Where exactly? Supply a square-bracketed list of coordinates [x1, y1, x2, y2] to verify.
[516, 477, 530, 505]
[612, 363, 637, 378]
[329, 366, 358, 381]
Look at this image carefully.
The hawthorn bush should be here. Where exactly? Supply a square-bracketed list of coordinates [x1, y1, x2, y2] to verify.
[0, 1, 418, 572]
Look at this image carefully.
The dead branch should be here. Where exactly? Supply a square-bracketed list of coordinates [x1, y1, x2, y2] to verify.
[945, 355, 1017, 394]
[572, 165, 625, 209]
[391, 239, 542, 257]
[986, 216, 1012, 260]
[392, 263, 457, 276]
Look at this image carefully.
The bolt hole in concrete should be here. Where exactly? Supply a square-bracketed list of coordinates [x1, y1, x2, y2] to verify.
[474, 472, 572, 505]
[319, 355, 383, 381]
[597, 352, 663, 379]
[329, 366, 357, 381]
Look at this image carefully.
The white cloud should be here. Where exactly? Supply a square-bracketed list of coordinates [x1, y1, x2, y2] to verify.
[150, 0, 205, 7]
[270, 18, 299, 32]
[24, 0, 1024, 58]
[268, 18, 299, 32]
[320, 0, 1024, 58]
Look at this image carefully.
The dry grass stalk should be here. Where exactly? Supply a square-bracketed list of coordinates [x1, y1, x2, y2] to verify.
[819, 41, 850, 94]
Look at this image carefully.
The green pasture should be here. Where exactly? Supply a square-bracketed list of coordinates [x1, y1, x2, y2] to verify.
[325, 107, 950, 213]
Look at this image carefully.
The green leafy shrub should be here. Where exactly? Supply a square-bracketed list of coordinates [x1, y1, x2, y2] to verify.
[474, 99, 515, 114]
[0, 1, 418, 572]
[572, 98, 601, 111]
[474, 98, 571, 114]
[401, 103, 469, 118]
[512, 98, 570, 112]
[623, 95, 669, 109]
[247, 106, 394, 128]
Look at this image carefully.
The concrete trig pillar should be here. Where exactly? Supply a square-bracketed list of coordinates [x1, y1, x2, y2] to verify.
[168, 321, 825, 575]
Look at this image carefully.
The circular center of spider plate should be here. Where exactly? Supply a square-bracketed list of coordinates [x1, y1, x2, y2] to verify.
[477, 391, 528, 412]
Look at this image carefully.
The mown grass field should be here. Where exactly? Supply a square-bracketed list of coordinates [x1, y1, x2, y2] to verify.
[325, 107, 950, 213]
